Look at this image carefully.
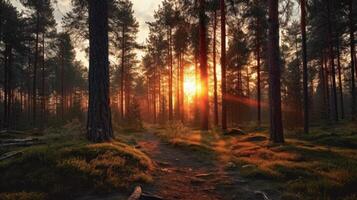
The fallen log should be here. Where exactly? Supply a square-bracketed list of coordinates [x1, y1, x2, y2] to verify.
[0, 151, 23, 161]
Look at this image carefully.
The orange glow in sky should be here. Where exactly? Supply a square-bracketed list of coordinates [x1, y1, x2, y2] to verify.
[183, 65, 198, 103]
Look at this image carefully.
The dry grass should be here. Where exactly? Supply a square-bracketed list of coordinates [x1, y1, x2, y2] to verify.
[153, 122, 357, 200]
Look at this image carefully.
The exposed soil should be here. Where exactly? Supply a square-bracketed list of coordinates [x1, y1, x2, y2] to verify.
[78, 131, 280, 200]
[135, 132, 281, 200]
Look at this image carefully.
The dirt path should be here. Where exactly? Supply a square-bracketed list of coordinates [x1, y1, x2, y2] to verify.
[136, 132, 280, 200]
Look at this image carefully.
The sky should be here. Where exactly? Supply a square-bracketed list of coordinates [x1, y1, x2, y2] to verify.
[10, 0, 163, 65]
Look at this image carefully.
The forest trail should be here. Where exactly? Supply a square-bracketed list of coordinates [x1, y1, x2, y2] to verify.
[135, 131, 279, 200]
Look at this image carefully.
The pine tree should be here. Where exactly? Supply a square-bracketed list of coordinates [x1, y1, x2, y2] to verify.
[268, 0, 284, 143]
[87, 0, 113, 142]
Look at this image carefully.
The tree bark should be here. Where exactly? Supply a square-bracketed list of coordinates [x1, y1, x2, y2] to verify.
[268, 0, 284, 143]
[300, 0, 309, 133]
[324, 52, 331, 121]
[179, 53, 185, 122]
[3, 44, 12, 129]
[256, 18, 261, 128]
[327, 0, 338, 121]
[41, 33, 46, 127]
[213, 9, 219, 127]
[168, 28, 173, 121]
[221, 0, 227, 130]
[61, 48, 65, 121]
[336, 37, 344, 119]
[87, 0, 113, 142]
[349, 0, 356, 120]
[120, 25, 126, 119]
[176, 54, 180, 119]
[33, 9, 40, 127]
[199, 0, 209, 130]
[153, 67, 157, 123]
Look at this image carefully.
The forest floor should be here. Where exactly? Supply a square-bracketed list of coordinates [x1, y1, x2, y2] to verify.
[126, 122, 357, 200]
[131, 131, 279, 200]
[1, 121, 357, 200]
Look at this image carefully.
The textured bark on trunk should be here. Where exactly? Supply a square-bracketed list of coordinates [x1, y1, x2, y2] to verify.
[349, 0, 356, 120]
[194, 55, 199, 125]
[33, 10, 40, 127]
[256, 18, 261, 127]
[213, 10, 219, 127]
[336, 38, 344, 119]
[324, 53, 331, 121]
[153, 67, 157, 123]
[61, 48, 64, 121]
[87, 0, 113, 142]
[221, 0, 227, 130]
[3, 46, 9, 129]
[3, 44, 12, 129]
[120, 25, 125, 119]
[300, 0, 309, 133]
[168, 29, 173, 121]
[41, 33, 46, 127]
[179, 54, 185, 122]
[268, 0, 284, 143]
[199, 0, 209, 130]
[327, 0, 338, 121]
[125, 72, 131, 116]
[176, 54, 180, 119]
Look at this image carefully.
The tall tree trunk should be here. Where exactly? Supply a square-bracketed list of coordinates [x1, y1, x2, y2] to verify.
[121, 25, 125, 119]
[8, 48, 13, 128]
[199, 0, 209, 130]
[153, 67, 157, 123]
[33, 10, 40, 127]
[41, 33, 46, 127]
[147, 75, 150, 121]
[300, 0, 309, 133]
[179, 53, 185, 122]
[3, 46, 8, 129]
[336, 37, 344, 119]
[168, 28, 173, 121]
[194, 55, 199, 125]
[324, 53, 331, 121]
[27, 42, 32, 121]
[125, 72, 131, 117]
[176, 54, 180, 119]
[221, 0, 227, 130]
[87, 0, 113, 142]
[236, 65, 242, 124]
[246, 67, 250, 97]
[268, 0, 284, 143]
[61, 50, 64, 121]
[213, 9, 219, 127]
[349, 0, 356, 120]
[327, 0, 338, 121]
[3, 44, 12, 129]
[256, 18, 261, 127]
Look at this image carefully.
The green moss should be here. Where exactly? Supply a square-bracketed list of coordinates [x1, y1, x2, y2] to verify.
[171, 139, 215, 158]
[0, 138, 154, 200]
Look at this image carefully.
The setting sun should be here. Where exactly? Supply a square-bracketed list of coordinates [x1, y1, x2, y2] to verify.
[183, 66, 199, 102]
[184, 78, 196, 96]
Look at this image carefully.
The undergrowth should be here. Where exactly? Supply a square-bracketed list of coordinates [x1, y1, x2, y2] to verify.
[0, 121, 154, 200]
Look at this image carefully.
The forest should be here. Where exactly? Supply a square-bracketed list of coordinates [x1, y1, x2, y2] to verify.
[0, 0, 356, 199]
